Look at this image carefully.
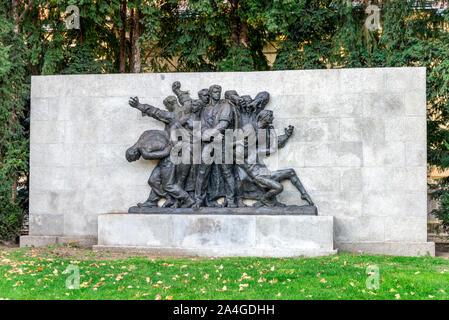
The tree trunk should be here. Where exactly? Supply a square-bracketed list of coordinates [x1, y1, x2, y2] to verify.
[11, 0, 20, 203]
[229, 0, 247, 49]
[130, 9, 142, 73]
[229, 0, 239, 49]
[119, 0, 127, 73]
[239, 20, 248, 47]
[128, 8, 134, 72]
[12, 0, 33, 34]
[12, 0, 20, 33]
[11, 182, 18, 203]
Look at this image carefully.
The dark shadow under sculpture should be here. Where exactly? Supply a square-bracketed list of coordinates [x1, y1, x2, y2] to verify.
[126, 82, 317, 215]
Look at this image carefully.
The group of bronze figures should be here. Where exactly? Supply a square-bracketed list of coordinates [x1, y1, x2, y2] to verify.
[126, 81, 314, 210]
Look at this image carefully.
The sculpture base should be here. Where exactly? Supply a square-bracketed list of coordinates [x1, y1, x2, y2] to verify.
[128, 205, 318, 215]
[94, 213, 335, 257]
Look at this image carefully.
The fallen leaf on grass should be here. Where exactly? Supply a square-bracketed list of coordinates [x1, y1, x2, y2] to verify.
[239, 284, 249, 291]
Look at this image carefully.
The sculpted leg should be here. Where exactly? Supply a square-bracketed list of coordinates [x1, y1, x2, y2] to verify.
[252, 175, 283, 207]
[176, 163, 191, 187]
[138, 165, 163, 207]
[193, 164, 212, 208]
[234, 166, 247, 207]
[160, 159, 195, 207]
[218, 164, 237, 208]
[138, 190, 160, 208]
[272, 168, 314, 205]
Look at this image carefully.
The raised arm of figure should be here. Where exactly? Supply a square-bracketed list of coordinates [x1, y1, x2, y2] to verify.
[129, 96, 174, 124]
[172, 81, 192, 106]
[278, 125, 294, 149]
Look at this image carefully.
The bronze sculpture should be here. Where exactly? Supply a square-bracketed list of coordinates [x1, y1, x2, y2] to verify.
[126, 81, 316, 214]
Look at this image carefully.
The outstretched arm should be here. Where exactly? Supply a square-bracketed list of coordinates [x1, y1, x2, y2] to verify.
[129, 96, 151, 114]
[129, 96, 174, 124]
[278, 125, 294, 149]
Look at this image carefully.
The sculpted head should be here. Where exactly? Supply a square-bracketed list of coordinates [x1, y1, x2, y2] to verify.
[198, 89, 210, 105]
[252, 91, 270, 111]
[240, 95, 253, 112]
[192, 99, 203, 113]
[256, 110, 274, 129]
[163, 96, 178, 112]
[126, 145, 141, 162]
[209, 84, 222, 102]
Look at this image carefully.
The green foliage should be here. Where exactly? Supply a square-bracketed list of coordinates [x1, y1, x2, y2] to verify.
[433, 191, 449, 230]
[0, 8, 29, 241]
[216, 46, 255, 71]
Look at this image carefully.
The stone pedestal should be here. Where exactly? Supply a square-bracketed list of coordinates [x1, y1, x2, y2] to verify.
[93, 213, 336, 257]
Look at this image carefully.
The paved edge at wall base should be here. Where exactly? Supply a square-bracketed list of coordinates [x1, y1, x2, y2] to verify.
[20, 235, 97, 247]
[337, 241, 435, 257]
[20, 236, 435, 257]
[92, 245, 338, 258]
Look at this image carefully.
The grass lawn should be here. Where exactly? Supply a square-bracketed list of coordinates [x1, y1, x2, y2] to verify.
[0, 245, 448, 300]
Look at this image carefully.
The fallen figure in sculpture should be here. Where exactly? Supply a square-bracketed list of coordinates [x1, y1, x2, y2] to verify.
[238, 110, 315, 207]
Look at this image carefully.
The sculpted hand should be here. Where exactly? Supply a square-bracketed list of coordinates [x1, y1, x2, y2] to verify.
[202, 129, 221, 142]
[238, 97, 246, 108]
[285, 125, 294, 137]
[247, 101, 257, 112]
[172, 81, 181, 92]
[202, 131, 213, 142]
[129, 96, 140, 109]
